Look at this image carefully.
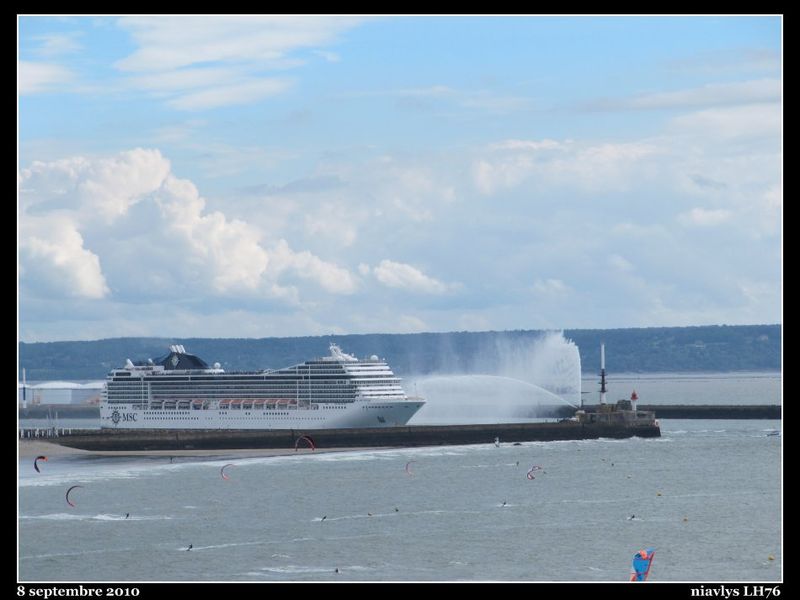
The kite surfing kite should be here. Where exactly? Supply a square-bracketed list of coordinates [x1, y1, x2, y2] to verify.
[295, 435, 315, 451]
[65, 485, 83, 507]
[630, 547, 655, 581]
[526, 465, 543, 480]
[220, 464, 234, 480]
[34, 455, 48, 473]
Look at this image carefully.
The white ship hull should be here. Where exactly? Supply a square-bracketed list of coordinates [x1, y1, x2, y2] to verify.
[100, 398, 425, 430]
[101, 344, 425, 430]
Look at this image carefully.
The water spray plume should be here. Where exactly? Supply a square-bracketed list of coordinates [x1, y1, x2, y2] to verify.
[408, 331, 581, 425]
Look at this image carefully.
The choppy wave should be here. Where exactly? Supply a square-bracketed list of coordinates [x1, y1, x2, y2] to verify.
[20, 547, 134, 560]
[20, 513, 173, 521]
[256, 565, 349, 575]
[19, 459, 207, 488]
[184, 540, 272, 551]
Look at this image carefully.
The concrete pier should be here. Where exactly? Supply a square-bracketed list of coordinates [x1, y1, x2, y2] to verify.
[49, 421, 660, 452]
[582, 404, 780, 419]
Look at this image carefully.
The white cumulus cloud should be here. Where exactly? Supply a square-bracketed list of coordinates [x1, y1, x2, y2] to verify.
[19, 149, 359, 304]
[369, 260, 450, 294]
[270, 239, 358, 295]
[532, 278, 570, 297]
[155, 174, 270, 293]
[678, 207, 732, 226]
[21, 215, 110, 299]
[18, 61, 74, 94]
[670, 103, 781, 141]
[304, 203, 361, 247]
[473, 138, 657, 195]
[608, 254, 635, 272]
[20, 148, 171, 221]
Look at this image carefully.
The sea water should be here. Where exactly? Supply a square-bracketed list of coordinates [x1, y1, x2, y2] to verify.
[18, 420, 780, 582]
[18, 372, 781, 582]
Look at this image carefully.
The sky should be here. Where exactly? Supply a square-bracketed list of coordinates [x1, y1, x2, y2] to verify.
[18, 16, 782, 342]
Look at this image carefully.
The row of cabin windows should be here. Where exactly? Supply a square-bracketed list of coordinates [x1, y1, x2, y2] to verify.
[140, 415, 326, 420]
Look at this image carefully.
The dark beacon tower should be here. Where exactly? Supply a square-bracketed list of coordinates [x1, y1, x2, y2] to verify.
[600, 343, 607, 406]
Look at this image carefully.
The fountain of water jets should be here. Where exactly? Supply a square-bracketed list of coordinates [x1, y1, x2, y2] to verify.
[406, 331, 582, 425]
[490, 331, 582, 407]
[407, 374, 577, 425]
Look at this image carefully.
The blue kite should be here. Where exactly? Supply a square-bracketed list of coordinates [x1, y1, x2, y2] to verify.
[630, 548, 655, 581]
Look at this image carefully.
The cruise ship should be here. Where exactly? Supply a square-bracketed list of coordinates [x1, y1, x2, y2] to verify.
[100, 344, 425, 430]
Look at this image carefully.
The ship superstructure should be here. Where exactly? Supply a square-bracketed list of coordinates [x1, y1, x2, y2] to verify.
[100, 344, 424, 429]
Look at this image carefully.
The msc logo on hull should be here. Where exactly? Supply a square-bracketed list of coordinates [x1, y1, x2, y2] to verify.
[110, 410, 137, 425]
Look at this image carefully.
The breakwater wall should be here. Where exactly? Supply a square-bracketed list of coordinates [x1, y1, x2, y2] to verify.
[51, 421, 660, 452]
[582, 404, 781, 419]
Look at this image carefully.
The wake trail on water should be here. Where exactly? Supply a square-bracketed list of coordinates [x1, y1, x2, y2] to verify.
[20, 513, 173, 521]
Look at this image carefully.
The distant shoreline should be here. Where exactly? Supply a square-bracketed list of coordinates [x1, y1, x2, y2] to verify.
[19, 368, 783, 385]
[19, 325, 781, 380]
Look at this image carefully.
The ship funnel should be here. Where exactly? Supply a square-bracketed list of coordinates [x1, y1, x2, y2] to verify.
[178, 345, 185, 354]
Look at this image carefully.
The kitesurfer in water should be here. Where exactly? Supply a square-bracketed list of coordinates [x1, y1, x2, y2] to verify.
[125, 513, 130, 519]
[186, 544, 193, 551]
